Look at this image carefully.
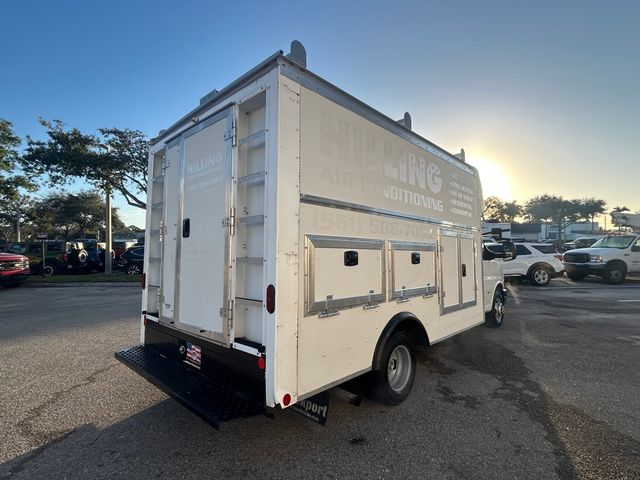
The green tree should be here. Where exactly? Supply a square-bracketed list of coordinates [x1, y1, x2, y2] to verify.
[21, 119, 148, 209]
[610, 206, 631, 231]
[578, 198, 607, 232]
[483, 196, 522, 222]
[503, 201, 522, 223]
[524, 195, 605, 241]
[483, 196, 505, 221]
[29, 191, 124, 241]
[0, 119, 37, 240]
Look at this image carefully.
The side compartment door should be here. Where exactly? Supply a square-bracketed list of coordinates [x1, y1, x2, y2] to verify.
[459, 234, 477, 306]
[439, 231, 460, 312]
[176, 108, 234, 346]
[439, 231, 478, 313]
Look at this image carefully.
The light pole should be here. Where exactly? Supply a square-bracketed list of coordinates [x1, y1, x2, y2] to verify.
[98, 144, 113, 275]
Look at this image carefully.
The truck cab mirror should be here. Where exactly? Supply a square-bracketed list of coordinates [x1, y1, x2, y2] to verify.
[482, 241, 517, 261]
[502, 241, 517, 261]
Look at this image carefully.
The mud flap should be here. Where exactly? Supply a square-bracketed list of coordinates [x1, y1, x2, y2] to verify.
[289, 390, 330, 426]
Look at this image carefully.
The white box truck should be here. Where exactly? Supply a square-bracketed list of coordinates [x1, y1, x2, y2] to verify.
[116, 41, 514, 428]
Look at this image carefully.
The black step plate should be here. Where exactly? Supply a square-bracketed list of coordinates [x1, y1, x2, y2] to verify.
[115, 345, 265, 429]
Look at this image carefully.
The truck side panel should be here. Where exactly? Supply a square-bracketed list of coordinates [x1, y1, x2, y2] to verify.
[294, 85, 483, 399]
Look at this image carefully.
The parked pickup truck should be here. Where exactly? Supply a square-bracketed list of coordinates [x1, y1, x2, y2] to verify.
[562, 234, 640, 284]
[0, 252, 30, 288]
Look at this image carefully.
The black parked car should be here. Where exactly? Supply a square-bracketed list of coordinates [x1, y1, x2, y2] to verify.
[117, 245, 144, 275]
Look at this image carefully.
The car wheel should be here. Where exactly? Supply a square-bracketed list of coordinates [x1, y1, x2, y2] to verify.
[603, 263, 626, 284]
[366, 331, 416, 405]
[42, 263, 56, 277]
[529, 265, 552, 287]
[567, 271, 586, 281]
[485, 289, 505, 328]
[126, 264, 142, 275]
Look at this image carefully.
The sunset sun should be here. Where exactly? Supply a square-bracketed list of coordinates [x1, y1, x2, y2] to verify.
[467, 156, 514, 201]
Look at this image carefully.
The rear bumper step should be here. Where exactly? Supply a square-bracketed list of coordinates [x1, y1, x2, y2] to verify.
[115, 345, 266, 429]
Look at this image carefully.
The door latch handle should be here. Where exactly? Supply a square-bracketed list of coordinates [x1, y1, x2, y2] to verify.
[182, 218, 190, 238]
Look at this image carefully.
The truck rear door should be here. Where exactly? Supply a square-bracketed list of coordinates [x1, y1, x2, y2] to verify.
[175, 108, 234, 346]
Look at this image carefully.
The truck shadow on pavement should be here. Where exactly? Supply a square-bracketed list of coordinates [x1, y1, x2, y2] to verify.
[421, 333, 640, 480]
[2, 333, 640, 480]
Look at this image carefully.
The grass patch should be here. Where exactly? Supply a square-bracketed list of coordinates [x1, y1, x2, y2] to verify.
[27, 273, 141, 283]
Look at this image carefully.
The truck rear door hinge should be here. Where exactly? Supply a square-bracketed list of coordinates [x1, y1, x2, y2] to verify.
[220, 300, 233, 322]
[224, 121, 237, 146]
[222, 207, 236, 236]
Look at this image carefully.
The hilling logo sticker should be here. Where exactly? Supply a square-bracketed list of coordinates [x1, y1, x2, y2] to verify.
[427, 163, 442, 194]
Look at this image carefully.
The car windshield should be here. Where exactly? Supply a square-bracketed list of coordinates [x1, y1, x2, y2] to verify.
[590, 236, 635, 249]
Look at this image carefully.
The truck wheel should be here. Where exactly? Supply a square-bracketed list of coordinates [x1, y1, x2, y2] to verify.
[529, 264, 552, 287]
[603, 263, 626, 284]
[367, 331, 416, 405]
[567, 271, 586, 281]
[42, 263, 57, 277]
[485, 289, 505, 328]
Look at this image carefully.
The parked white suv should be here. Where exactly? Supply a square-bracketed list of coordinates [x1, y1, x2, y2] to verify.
[562, 234, 640, 284]
[485, 243, 564, 286]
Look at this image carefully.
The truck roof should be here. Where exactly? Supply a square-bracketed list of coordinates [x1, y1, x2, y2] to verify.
[151, 42, 474, 177]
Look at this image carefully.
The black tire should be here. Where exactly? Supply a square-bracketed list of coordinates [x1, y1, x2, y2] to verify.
[528, 264, 552, 287]
[567, 271, 586, 281]
[41, 262, 57, 277]
[366, 331, 416, 405]
[126, 263, 142, 275]
[485, 289, 505, 328]
[603, 263, 626, 284]
[67, 249, 88, 266]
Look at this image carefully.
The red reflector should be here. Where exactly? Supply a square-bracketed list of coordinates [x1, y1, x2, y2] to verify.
[282, 393, 291, 407]
[141, 273, 146, 289]
[257, 356, 266, 370]
[266, 284, 275, 314]
[143, 316, 148, 326]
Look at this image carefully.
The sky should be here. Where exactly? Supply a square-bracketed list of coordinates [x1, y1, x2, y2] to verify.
[1, 0, 638, 227]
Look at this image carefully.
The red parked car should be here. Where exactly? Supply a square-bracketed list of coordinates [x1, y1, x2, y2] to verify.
[0, 252, 30, 288]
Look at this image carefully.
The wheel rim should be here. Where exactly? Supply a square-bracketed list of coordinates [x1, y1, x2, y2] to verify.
[387, 345, 412, 393]
[494, 296, 504, 324]
[609, 269, 622, 282]
[533, 269, 549, 285]
[127, 264, 140, 275]
[43, 265, 54, 276]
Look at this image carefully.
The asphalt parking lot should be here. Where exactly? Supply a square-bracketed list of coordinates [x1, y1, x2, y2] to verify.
[1, 278, 639, 480]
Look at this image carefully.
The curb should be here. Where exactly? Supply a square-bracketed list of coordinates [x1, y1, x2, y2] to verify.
[22, 282, 140, 288]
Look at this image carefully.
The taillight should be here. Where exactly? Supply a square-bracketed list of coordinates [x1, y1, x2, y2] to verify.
[282, 393, 291, 407]
[266, 284, 275, 313]
[141, 272, 146, 289]
[257, 356, 266, 370]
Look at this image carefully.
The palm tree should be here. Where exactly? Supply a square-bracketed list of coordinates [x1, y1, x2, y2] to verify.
[611, 206, 631, 231]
